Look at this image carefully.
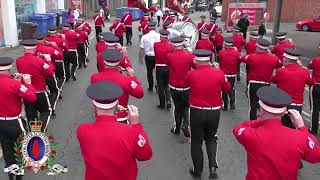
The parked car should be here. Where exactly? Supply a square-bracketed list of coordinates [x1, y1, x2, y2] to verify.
[296, 16, 320, 31]
[188, 4, 195, 14]
[195, 3, 207, 11]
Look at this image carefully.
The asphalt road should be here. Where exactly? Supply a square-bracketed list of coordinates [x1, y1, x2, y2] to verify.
[0, 11, 320, 180]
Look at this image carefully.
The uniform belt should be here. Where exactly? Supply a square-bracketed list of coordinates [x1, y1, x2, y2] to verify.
[68, 49, 77, 52]
[155, 64, 167, 67]
[249, 80, 270, 85]
[225, 74, 236, 77]
[95, 25, 102, 27]
[290, 103, 303, 106]
[36, 91, 46, 93]
[55, 60, 63, 62]
[169, 85, 190, 91]
[125, 25, 132, 27]
[145, 53, 155, 57]
[315, 83, 320, 85]
[0, 115, 21, 120]
[190, 105, 221, 110]
[117, 116, 128, 122]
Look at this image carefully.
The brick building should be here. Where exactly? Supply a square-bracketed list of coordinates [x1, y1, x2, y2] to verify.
[222, 0, 320, 23]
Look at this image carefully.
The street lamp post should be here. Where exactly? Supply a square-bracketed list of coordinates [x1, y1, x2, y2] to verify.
[272, 0, 283, 44]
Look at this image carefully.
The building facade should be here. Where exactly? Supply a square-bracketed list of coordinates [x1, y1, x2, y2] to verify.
[222, 0, 320, 23]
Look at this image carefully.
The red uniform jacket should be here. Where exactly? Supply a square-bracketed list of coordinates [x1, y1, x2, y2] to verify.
[0, 74, 37, 117]
[162, 14, 171, 22]
[272, 41, 295, 61]
[218, 48, 241, 75]
[241, 52, 281, 83]
[77, 115, 152, 180]
[96, 48, 132, 72]
[166, 49, 195, 88]
[75, 29, 88, 44]
[16, 53, 54, 91]
[154, 39, 174, 65]
[149, 6, 156, 13]
[195, 39, 214, 53]
[138, 20, 150, 35]
[205, 23, 218, 37]
[122, 13, 133, 27]
[182, 16, 192, 22]
[187, 65, 231, 107]
[214, 33, 224, 47]
[109, 22, 126, 36]
[35, 42, 62, 70]
[197, 21, 207, 31]
[234, 119, 320, 180]
[272, 64, 314, 104]
[79, 21, 92, 34]
[91, 69, 144, 119]
[232, 34, 245, 52]
[93, 14, 104, 27]
[45, 35, 68, 52]
[308, 56, 320, 83]
[63, 30, 79, 50]
[245, 39, 257, 55]
[96, 41, 107, 54]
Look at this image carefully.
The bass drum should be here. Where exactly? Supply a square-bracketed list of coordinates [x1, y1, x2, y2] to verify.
[172, 21, 199, 48]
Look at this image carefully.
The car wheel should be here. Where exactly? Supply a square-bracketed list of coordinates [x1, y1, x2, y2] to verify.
[302, 25, 309, 31]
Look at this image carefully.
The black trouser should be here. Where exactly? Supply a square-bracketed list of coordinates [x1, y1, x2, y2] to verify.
[125, 26, 132, 45]
[63, 50, 78, 81]
[85, 41, 89, 62]
[248, 82, 270, 120]
[45, 77, 59, 111]
[237, 64, 241, 81]
[24, 92, 52, 132]
[198, 32, 202, 41]
[215, 46, 223, 63]
[190, 107, 220, 174]
[95, 26, 102, 42]
[157, 16, 161, 26]
[77, 43, 86, 68]
[55, 61, 66, 90]
[311, 84, 320, 134]
[145, 55, 156, 90]
[242, 30, 247, 41]
[281, 105, 303, 129]
[156, 66, 171, 107]
[222, 76, 236, 109]
[170, 88, 189, 133]
[116, 35, 124, 46]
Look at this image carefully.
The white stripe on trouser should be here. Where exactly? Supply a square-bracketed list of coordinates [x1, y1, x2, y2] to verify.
[43, 92, 52, 132]
[17, 117, 26, 133]
[52, 74, 60, 110]
[172, 100, 177, 130]
[310, 86, 314, 116]
[215, 134, 219, 167]
[247, 84, 251, 118]
[61, 61, 66, 89]
[74, 51, 79, 77]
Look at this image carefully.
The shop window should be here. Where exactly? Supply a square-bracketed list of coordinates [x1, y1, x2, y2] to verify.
[15, 0, 35, 31]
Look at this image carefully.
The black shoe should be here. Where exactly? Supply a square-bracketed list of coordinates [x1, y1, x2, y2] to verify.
[237, 77, 241, 82]
[148, 88, 153, 92]
[299, 162, 303, 169]
[166, 103, 172, 110]
[170, 128, 180, 136]
[189, 168, 201, 179]
[78, 66, 82, 69]
[209, 168, 218, 179]
[72, 76, 77, 81]
[16, 175, 23, 180]
[181, 127, 190, 138]
[230, 104, 235, 110]
[59, 94, 63, 99]
[222, 106, 228, 111]
[84, 64, 87, 68]
[51, 111, 56, 118]
[65, 78, 69, 82]
[157, 105, 165, 109]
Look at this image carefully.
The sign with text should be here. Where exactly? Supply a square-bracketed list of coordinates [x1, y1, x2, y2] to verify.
[226, 3, 266, 31]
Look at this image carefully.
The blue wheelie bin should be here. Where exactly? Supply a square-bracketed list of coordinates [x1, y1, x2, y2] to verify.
[128, 8, 140, 21]
[30, 14, 49, 33]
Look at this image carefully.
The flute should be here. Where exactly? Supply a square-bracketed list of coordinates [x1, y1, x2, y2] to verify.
[115, 107, 139, 113]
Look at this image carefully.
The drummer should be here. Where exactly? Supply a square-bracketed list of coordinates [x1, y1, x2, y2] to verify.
[162, 20, 181, 40]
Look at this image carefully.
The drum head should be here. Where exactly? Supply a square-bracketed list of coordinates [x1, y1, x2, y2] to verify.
[181, 22, 199, 48]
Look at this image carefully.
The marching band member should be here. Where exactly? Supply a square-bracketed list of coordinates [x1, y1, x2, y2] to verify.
[109, 17, 126, 46]
[93, 10, 105, 42]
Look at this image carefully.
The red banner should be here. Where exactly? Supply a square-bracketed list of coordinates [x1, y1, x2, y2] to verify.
[70, 0, 83, 13]
[166, 0, 185, 14]
[226, 3, 266, 31]
[128, 0, 147, 11]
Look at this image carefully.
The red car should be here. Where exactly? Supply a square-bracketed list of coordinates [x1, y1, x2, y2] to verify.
[296, 16, 320, 31]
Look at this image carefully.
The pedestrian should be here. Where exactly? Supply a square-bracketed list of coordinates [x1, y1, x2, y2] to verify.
[73, 6, 80, 26]
[166, 36, 195, 137]
[272, 48, 314, 128]
[138, 13, 151, 39]
[75, 23, 88, 69]
[188, 49, 231, 179]
[16, 39, 55, 132]
[241, 38, 281, 120]
[232, 26, 245, 82]
[195, 29, 214, 54]
[271, 32, 295, 61]
[236, 14, 250, 40]
[154, 29, 174, 110]
[308, 49, 320, 135]
[214, 28, 223, 63]
[205, 17, 218, 42]
[93, 10, 105, 42]
[34, 33, 62, 118]
[91, 50, 143, 124]
[139, 21, 160, 92]
[60, 23, 79, 82]
[109, 17, 126, 46]
[258, 20, 266, 37]
[77, 81, 152, 180]
[218, 37, 241, 111]
[121, 10, 133, 45]
[67, 8, 75, 29]
[149, 4, 156, 19]
[210, 7, 218, 19]
[234, 86, 320, 180]
[155, 8, 163, 26]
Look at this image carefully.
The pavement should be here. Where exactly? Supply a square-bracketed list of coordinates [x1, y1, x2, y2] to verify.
[0, 11, 320, 180]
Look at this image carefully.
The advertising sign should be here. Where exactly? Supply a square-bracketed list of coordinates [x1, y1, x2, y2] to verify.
[226, 3, 266, 31]
[70, 0, 83, 13]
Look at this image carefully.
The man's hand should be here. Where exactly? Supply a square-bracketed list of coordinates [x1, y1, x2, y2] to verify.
[22, 74, 32, 84]
[127, 105, 140, 125]
[126, 67, 135, 77]
[288, 109, 304, 129]
[139, 57, 144, 64]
